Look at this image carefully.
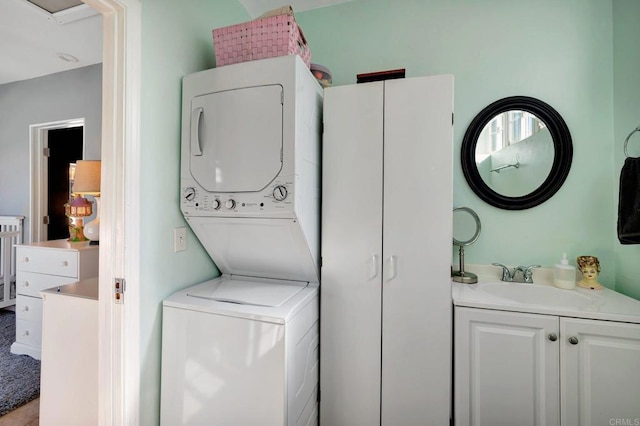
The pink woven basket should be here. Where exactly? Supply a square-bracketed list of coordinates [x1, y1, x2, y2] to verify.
[213, 13, 311, 67]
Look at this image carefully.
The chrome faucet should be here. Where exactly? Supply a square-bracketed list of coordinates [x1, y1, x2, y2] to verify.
[492, 263, 541, 283]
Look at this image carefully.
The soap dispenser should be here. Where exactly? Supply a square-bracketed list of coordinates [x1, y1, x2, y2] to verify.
[554, 253, 576, 289]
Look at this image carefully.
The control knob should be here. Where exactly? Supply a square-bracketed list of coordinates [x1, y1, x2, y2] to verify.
[212, 199, 221, 210]
[225, 199, 236, 209]
[183, 187, 196, 202]
[273, 185, 288, 201]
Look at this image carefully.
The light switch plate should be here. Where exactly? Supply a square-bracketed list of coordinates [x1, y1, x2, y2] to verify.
[174, 227, 187, 252]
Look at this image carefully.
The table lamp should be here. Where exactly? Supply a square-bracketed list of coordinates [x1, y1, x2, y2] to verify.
[66, 160, 101, 243]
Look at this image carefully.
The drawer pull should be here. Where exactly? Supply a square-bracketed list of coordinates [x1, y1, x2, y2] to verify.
[22, 256, 29, 263]
[61, 260, 69, 267]
[23, 330, 30, 337]
[24, 281, 30, 287]
[23, 306, 29, 312]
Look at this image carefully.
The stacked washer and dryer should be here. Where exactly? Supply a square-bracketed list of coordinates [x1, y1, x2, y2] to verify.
[160, 55, 323, 426]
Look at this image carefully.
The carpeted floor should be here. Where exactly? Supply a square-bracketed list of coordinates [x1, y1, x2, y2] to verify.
[0, 309, 40, 417]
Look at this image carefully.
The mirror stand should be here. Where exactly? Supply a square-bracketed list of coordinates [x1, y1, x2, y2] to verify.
[452, 245, 478, 284]
[451, 206, 481, 284]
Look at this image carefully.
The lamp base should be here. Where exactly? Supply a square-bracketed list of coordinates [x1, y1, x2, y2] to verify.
[67, 217, 89, 242]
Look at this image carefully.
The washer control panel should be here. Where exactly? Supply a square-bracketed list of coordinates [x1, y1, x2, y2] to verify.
[181, 178, 295, 216]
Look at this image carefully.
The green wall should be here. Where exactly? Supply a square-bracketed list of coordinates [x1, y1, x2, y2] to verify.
[139, 1, 248, 424]
[613, 0, 640, 300]
[137, 0, 634, 423]
[297, 0, 616, 288]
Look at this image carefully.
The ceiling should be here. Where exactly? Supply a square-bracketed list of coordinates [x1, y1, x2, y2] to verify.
[0, 0, 351, 86]
[239, 0, 351, 18]
[0, 0, 102, 85]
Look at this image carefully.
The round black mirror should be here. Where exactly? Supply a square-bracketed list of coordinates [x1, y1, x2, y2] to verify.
[461, 96, 573, 210]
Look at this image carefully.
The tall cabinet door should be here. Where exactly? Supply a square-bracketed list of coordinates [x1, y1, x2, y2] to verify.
[561, 318, 640, 426]
[321, 82, 384, 426]
[381, 75, 454, 425]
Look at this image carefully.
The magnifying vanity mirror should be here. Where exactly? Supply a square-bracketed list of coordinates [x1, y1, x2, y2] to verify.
[461, 96, 573, 210]
[452, 207, 481, 284]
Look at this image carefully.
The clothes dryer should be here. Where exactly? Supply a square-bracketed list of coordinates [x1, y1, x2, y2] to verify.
[179, 54, 322, 283]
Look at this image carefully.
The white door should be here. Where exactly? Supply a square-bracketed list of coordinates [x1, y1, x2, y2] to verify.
[454, 307, 560, 426]
[381, 75, 454, 426]
[561, 317, 640, 426]
[320, 81, 384, 426]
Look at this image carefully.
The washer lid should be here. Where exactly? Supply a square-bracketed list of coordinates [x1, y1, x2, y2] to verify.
[187, 277, 304, 307]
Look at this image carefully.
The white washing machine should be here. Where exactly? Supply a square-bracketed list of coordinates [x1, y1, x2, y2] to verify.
[161, 276, 319, 426]
[161, 55, 323, 426]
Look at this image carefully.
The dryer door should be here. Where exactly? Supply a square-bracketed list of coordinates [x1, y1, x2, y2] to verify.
[189, 84, 283, 193]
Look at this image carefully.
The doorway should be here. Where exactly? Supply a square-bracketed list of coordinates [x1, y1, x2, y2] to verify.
[29, 118, 85, 243]
[47, 127, 84, 240]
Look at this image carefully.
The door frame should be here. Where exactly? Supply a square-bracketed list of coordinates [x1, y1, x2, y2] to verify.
[29, 118, 85, 243]
[82, 0, 141, 424]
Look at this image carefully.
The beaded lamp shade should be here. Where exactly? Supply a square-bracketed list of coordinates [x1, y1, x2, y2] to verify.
[64, 194, 92, 217]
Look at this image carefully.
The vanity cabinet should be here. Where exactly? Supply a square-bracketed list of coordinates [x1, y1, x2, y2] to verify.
[455, 306, 640, 426]
[561, 317, 640, 426]
[10, 240, 99, 360]
[321, 75, 454, 425]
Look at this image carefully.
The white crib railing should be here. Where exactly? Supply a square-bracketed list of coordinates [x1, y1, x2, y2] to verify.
[0, 216, 25, 309]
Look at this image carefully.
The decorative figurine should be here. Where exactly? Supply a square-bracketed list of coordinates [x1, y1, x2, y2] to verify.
[576, 256, 603, 290]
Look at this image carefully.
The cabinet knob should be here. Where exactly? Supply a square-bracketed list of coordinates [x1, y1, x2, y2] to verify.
[61, 260, 69, 267]
[22, 256, 29, 263]
[548, 333, 558, 342]
[24, 281, 29, 287]
[23, 330, 30, 337]
[23, 306, 29, 312]
[568, 336, 579, 345]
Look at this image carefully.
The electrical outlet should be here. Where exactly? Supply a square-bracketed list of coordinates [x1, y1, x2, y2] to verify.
[174, 227, 187, 252]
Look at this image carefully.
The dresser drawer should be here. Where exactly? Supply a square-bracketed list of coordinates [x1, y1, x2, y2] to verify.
[15, 318, 42, 348]
[16, 272, 79, 298]
[16, 296, 43, 323]
[16, 246, 79, 277]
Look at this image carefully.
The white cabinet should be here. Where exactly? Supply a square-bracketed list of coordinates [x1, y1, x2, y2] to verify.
[11, 239, 99, 360]
[455, 307, 640, 426]
[40, 278, 99, 426]
[561, 317, 640, 426]
[321, 75, 454, 425]
[454, 307, 560, 426]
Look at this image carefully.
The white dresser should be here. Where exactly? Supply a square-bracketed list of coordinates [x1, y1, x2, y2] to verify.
[11, 239, 99, 360]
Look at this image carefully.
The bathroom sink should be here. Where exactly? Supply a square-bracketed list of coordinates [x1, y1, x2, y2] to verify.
[480, 282, 593, 308]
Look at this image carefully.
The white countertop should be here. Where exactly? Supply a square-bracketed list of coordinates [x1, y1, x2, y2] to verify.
[452, 264, 640, 324]
[41, 277, 99, 300]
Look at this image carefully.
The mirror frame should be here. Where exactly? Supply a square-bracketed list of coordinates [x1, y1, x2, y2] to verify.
[461, 96, 573, 210]
[452, 206, 481, 246]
